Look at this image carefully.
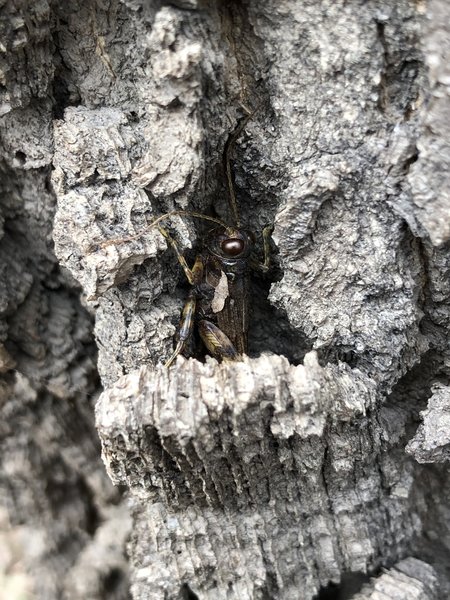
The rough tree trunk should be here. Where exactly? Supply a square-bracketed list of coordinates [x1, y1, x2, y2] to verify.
[1, 1, 450, 599]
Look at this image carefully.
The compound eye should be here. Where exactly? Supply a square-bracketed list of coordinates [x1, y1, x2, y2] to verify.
[221, 238, 245, 257]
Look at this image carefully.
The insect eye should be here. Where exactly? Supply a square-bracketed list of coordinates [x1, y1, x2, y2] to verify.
[221, 238, 245, 257]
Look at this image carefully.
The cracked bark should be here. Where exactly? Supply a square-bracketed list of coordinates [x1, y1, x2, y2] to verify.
[2, 0, 450, 599]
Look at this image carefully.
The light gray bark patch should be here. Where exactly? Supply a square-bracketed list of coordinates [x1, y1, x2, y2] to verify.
[407, 0, 450, 246]
[52, 106, 163, 299]
[406, 384, 450, 463]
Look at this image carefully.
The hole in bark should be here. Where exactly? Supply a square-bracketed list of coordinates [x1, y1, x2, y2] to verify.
[14, 151, 26, 166]
[314, 572, 371, 599]
[167, 96, 183, 109]
[180, 583, 199, 599]
[52, 69, 81, 119]
[316, 346, 359, 369]
[103, 567, 123, 593]
[401, 149, 418, 174]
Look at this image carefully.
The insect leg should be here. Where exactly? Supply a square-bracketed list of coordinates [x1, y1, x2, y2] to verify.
[251, 225, 273, 273]
[164, 256, 204, 368]
[165, 291, 196, 368]
[157, 226, 202, 285]
[261, 225, 273, 269]
[198, 320, 239, 362]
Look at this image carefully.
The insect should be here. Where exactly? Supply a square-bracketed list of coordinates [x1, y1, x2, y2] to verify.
[103, 111, 272, 367]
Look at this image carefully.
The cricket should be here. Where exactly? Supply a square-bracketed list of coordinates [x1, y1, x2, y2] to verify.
[102, 110, 272, 367]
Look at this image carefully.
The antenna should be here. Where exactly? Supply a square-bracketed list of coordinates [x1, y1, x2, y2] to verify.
[224, 108, 255, 227]
[97, 211, 229, 250]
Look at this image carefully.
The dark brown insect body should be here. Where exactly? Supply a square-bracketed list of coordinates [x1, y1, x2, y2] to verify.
[164, 225, 261, 367]
[207, 229, 252, 355]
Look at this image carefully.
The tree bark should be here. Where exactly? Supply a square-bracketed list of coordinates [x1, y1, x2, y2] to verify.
[1, 0, 450, 599]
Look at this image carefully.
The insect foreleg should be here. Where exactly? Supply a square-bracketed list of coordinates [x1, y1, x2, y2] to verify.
[251, 225, 273, 273]
[158, 226, 194, 284]
[164, 253, 203, 368]
[198, 320, 239, 362]
[165, 291, 197, 368]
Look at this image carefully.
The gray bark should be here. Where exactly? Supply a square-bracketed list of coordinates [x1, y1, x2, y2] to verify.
[1, 0, 450, 599]
[352, 558, 439, 600]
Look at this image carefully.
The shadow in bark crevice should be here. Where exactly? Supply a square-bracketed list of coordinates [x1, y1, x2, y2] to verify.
[249, 277, 311, 365]
[314, 571, 371, 600]
[180, 583, 200, 599]
[385, 349, 445, 438]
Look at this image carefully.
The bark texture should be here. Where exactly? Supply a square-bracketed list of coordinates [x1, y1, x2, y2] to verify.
[1, 0, 450, 599]
[0, 1, 131, 598]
